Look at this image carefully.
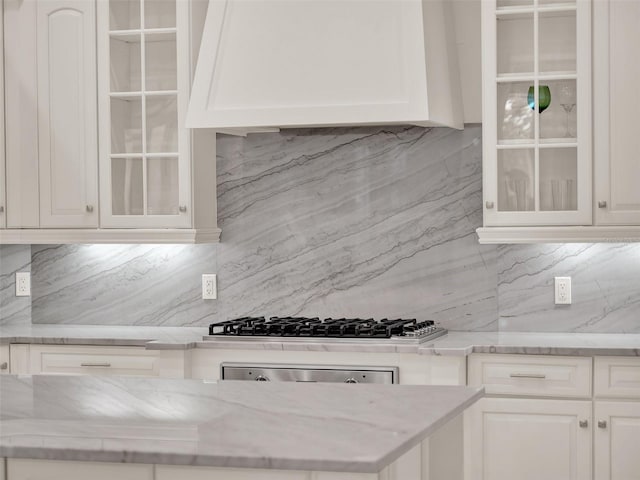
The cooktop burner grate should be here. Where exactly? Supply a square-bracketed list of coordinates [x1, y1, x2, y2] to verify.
[207, 316, 447, 343]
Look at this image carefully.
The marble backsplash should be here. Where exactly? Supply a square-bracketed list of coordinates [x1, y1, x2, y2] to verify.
[1, 126, 639, 332]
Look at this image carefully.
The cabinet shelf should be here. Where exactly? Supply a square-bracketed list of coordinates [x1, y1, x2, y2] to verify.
[496, 71, 577, 82]
[109, 91, 178, 98]
[496, 3, 576, 16]
[109, 28, 176, 39]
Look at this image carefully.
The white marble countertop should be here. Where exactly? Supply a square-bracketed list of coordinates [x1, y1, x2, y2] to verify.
[1, 325, 639, 356]
[0, 375, 483, 472]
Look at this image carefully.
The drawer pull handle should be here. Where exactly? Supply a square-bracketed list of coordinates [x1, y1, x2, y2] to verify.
[509, 373, 547, 379]
[598, 201, 607, 209]
[579, 420, 588, 428]
[80, 362, 111, 368]
[0, 362, 7, 370]
[598, 420, 607, 429]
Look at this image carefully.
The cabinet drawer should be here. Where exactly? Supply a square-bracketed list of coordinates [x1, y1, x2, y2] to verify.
[468, 354, 592, 398]
[28, 345, 160, 377]
[595, 357, 640, 399]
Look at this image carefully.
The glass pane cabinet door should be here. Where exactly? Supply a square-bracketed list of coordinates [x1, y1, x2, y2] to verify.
[98, 0, 190, 228]
[484, 0, 591, 226]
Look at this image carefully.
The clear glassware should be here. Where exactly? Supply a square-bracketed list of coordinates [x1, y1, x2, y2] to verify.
[557, 82, 576, 137]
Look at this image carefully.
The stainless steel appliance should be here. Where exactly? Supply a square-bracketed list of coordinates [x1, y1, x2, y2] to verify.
[221, 362, 399, 384]
[207, 317, 447, 344]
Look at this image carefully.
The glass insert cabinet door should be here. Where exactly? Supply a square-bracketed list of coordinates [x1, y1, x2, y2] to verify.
[482, 0, 592, 226]
[97, 0, 191, 228]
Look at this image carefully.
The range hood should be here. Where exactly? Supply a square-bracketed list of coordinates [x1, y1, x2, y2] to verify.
[187, 0, 464, 131]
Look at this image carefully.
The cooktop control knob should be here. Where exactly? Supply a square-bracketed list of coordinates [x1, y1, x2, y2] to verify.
[255, 375, 270, 382]
[344, 377, 359, 384]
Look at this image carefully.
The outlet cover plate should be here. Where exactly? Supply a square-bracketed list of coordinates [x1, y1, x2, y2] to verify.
[554, 276, 571, 305]
[202, 274, 217, 300]
[16, 272, 31, 297]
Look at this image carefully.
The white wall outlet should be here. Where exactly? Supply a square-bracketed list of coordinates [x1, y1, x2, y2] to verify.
[15, 272, 31, 297]
[554, 276, 572, 305]
[202, 274, 217, 300]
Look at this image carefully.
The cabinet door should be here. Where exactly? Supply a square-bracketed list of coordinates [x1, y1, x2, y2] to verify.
[482, 0, 592, 226]
[468, 397, 592, 480]
[7, 459, 153, 480]
[97, 0, 191, 229]
[36, 0, 99, 228]
[0, 2, 5, 229]
[594, 0, 640, 225]
[594, 401, 640, 480]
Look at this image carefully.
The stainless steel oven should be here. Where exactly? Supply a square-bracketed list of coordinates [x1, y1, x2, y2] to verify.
[221, 362, 399, 384]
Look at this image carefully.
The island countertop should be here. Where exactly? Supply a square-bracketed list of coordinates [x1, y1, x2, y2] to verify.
[0, 375, 483, 473]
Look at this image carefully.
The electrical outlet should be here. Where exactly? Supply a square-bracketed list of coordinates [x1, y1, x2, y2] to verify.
[202, 274, 217, 300]
[555, 276, 571, 305]
[15, 272, 31, 297]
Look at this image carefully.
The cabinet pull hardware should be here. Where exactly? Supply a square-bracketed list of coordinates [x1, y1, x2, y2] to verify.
[509, 373, 546, 379]
[598, 420, 607, 429]
[485, 201, 494, 209]
[0, 206, 4, 213]
[598, 201, 607, 208]
[179, 205, 187, 213]
[86, 205, 94, 213]
[80, 362, 111, 368]
[579, 420, 588, 428]
[0, 362, 7, 370]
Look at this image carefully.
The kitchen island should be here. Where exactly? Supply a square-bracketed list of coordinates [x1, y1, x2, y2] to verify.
[0, 375, 482, 480]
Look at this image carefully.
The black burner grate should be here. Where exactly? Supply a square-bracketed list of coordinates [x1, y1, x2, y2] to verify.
[209, 317, 437, 338]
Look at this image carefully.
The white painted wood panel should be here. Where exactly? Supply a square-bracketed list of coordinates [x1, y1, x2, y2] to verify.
[469, 397, 592, 480]
[187, 0, 463, 130]
[594, 0, 640, 225]
[28, 345, 161, 377]
[468, 354, 592, 398]
[595, 357, 640, 399]
[4, 0, 39, 227]
[37, 0, 98, 228]
[594, 401, 640, 480]
[7, 459, 153, 480]
[0, 3, 5, 229]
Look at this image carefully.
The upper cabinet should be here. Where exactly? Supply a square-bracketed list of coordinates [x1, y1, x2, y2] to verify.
[97, 0, 192, 229]
[478, 0, 640, 243]
[37, 0, 99, 228]
[481, 0, 592, 228]
[186, 0, 464, 131]
[593, 0, 640, 226]
[0, 0, 219, 244]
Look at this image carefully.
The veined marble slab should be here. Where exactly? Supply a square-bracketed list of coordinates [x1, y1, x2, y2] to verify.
[1, 325, 640, 357]
[0, 375, 483, 472]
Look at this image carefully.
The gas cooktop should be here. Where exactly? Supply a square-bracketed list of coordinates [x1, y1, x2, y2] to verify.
[205, 317, 447, 343]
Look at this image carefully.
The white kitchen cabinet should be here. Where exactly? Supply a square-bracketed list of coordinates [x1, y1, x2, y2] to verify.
[468, 397, 592, 480]
[37, 0, 99, 228]
[7, 459, 153, 480]
[9, 344, 189, 379]
[0, 2, 5, 230]
[97, 0, 217, 233]
[0, 0, 219, 243]
[593, 0, 640, 226]
[480, 0, 592, 228]
[594, 401, 640, 480]
[4, 0, 98, 229]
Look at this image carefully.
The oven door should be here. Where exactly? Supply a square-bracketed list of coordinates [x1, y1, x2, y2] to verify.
[220, 362, 399, 384]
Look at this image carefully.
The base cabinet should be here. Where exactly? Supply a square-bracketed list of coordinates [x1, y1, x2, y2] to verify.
[7, 459, 152, 480]
[594, 402, 640, 480]
[468, 397, 592, 480]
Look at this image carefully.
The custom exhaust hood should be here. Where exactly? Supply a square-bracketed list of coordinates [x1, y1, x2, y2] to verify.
[187, 0, 464, 131]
